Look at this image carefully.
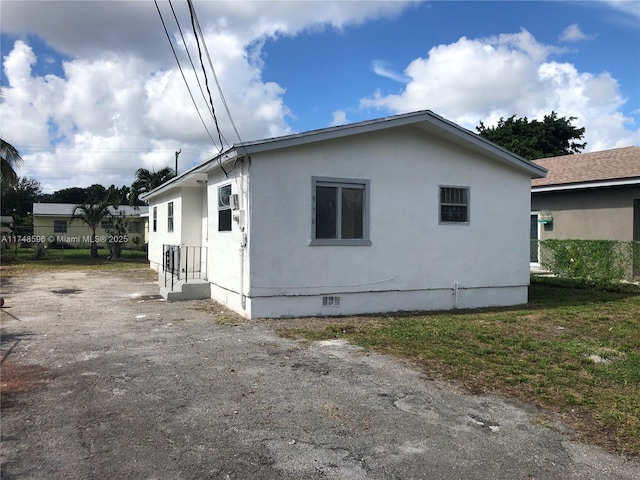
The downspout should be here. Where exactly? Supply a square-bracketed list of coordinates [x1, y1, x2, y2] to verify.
[239, 158, 249, 310]
[452, 281, 459, 309]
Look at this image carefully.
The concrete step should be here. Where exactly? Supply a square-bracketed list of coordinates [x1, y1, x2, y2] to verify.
[160, 279, 211, 301]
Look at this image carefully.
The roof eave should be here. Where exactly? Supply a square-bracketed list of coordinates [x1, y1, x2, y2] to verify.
[237, 110, 547, 178]
[143, 110, 548, 202]
[532, 177, 640, 192]
[419, 112, 548, 178]
[141, 149, 239, 201]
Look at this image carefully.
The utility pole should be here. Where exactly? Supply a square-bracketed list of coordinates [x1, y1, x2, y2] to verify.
[175, 149, 181, 175]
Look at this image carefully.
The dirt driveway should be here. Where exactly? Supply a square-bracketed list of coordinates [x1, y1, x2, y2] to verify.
[1, 269, 638, 479]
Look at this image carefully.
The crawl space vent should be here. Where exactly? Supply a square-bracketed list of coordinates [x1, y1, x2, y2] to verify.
[322, 296, 341, 307]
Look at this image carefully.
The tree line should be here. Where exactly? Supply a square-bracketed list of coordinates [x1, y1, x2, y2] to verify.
[1, 167, 176, 224]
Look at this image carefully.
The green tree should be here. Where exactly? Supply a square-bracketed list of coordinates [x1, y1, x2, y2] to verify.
[72, 199, 116, 258]
[1, 138, 23, 190]
[105, 211, 129, 259]
[0, 176, 42, 222]
[130, 167, 176, 206]
[45, 184, 130, 204]
[476, 112, 586, 160]
[106, 184, 131, 205]
[85, 184, 107, 203]
[50, 187, 89, 204]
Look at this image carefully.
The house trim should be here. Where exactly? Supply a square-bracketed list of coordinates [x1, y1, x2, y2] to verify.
[142, 110, 546, 202]
[531, 177, 640, 193]
[438, 185, 471, 225]
[310, 176, 372, 246]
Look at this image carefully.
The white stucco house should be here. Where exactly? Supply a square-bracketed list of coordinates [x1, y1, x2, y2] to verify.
[142, 110, 547, 319]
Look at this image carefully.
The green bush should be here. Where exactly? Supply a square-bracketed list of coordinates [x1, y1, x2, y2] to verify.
[540, 239, 639, 283]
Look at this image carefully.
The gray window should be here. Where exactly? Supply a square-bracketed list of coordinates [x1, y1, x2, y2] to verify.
[439, 186, 469, 224]
[129, 221, 142, 233]
[53, 220, 67, 233]
[101, 220, 113, 229]
[311, 177, 371, 246]
[218, 184, 232, 232]
[168, 202, 174, 233]
[153, 207, 157, 232]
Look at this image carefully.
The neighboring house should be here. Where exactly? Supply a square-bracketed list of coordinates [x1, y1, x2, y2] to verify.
[530, 146, 640, 261]
[33, 203, 149, 248]
[143, 110, 546, 319]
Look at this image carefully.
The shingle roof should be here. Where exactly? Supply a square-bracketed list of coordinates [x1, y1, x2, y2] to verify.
[531, 146, 640, 188]
[32, 203, 148, 216]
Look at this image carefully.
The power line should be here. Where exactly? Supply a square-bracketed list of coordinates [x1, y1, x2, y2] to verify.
[187, 0, 243, 146]
[167, 0, 216, 122]
[153, 0, 221, 150]
[186, 0, 231, 176]
[186, 0, 227, 152]
[155, 0, 248, 177]
[17, 147, 202, 153]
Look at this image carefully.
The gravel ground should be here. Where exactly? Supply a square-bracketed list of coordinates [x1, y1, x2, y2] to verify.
[1, 268, 638, 479]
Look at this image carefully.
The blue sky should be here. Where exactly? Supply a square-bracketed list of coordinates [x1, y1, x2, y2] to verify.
[1, 0, 639, 193]
[261, 1, 640, 132]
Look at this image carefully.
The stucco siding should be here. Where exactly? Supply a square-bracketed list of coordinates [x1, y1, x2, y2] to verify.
[247, 286, 528, 319]
[532, 186, 640, 241]
[147, 190, 183, 271]
[180, 187, 204, 246]
[245, 126, 531, 317]
[206, 167, 250, 308]
[145, 115, 539, 317]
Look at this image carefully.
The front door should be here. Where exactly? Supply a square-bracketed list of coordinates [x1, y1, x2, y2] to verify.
[530, 213, 540, 263]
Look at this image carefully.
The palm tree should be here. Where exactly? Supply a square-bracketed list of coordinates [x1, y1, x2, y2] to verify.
[1, 138, 23, 191]
[72, 199, 115, 258]
[130, 167, 176, 206]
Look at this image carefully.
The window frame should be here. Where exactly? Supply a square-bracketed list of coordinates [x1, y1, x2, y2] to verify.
[53, 220, 67, 233]
[129, 221, 141, 233]
[439, 185, 470, 225]
[311, 176, 371, 246]
[152, 206, 157, 232]
[218, 184, 232, 232]
[167, 201, 174, 233]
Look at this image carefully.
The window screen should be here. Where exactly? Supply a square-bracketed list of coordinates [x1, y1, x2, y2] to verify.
[440, 187, 469, 223]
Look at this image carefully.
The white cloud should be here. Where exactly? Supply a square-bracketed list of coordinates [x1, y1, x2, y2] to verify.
[601, 0, 640, 19]
[360, 29, 639, 152]
[372, 60, 409, 83]
[331, 110, 349, 126]
[559, 24, 588, 42]
[0, 0, 413, 192]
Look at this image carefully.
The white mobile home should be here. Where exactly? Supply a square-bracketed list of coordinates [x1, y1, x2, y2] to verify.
[143, 110, 546, 318]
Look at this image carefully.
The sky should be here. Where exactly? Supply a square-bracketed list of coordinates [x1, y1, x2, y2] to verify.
[1, 0, 639, 194]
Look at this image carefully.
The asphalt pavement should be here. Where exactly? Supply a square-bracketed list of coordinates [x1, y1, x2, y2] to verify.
[1, 269, 638, 479]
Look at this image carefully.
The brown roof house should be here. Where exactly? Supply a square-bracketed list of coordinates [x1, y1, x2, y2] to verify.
[530, 146, 640, 262]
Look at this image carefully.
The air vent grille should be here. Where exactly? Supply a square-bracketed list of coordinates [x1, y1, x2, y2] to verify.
[322, 296, 341, 307]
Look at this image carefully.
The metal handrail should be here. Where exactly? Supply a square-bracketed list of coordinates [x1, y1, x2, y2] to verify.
[163, 245, 207, 290]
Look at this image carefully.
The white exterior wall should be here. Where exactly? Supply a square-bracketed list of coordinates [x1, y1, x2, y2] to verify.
[206, 165, 251, 314]
[147, 190, 183, 271]
[148, 187, 206, 271]
[244, 127, 532, 318]
[180, 187, 204, 246]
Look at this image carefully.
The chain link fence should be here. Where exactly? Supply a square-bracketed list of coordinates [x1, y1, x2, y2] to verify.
[1, 224, 147, 258]
[537, 239, 640, 282]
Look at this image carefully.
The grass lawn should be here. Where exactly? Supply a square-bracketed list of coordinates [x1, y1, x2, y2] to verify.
[277, 276, 640, 456]
[0, 247, 149, 276]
